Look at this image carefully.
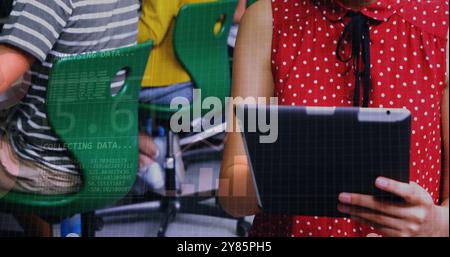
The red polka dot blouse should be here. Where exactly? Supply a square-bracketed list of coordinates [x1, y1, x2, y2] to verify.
[249, 0, 449, 237]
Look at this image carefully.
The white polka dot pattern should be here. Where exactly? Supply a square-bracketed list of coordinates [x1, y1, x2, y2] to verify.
[250, 0, 449, 237]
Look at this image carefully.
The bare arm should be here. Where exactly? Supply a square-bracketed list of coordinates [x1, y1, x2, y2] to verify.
[0, 44, 34, 95]
[233, 0, 248, 24]
[219, 0, 274, 218]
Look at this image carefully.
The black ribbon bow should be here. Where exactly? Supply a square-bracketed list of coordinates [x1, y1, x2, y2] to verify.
[336, 11, 372, 107]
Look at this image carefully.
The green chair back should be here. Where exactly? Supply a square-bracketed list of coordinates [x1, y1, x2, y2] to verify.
[140, 0, 237, 120]
[0, 42, 152, 216]
[246, 0, 257, 7]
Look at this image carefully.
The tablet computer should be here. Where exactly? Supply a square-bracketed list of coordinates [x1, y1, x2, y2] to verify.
[237, 105, 411, 217]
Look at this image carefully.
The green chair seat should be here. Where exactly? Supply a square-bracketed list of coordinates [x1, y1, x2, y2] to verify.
[139, 102, 189, 121]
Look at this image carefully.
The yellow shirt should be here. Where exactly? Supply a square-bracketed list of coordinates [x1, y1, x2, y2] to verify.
[138, 0, 214, 87]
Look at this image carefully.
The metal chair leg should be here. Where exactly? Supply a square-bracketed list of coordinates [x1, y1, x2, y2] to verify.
[157, 197, 178, 237]
[81, 212, 96, 237]
[165, 130, 177, 195]
[236, 218, 252, 237]
[157, 130, 178, 237]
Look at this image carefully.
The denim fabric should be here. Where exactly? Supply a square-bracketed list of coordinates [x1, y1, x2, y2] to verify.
[139, 82, 194, 105]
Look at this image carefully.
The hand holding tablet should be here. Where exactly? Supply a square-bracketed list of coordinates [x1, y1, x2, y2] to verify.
[338, 177, 449, 237]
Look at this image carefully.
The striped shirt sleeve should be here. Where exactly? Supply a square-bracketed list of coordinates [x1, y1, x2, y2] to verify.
[0, 0, 73, 62]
